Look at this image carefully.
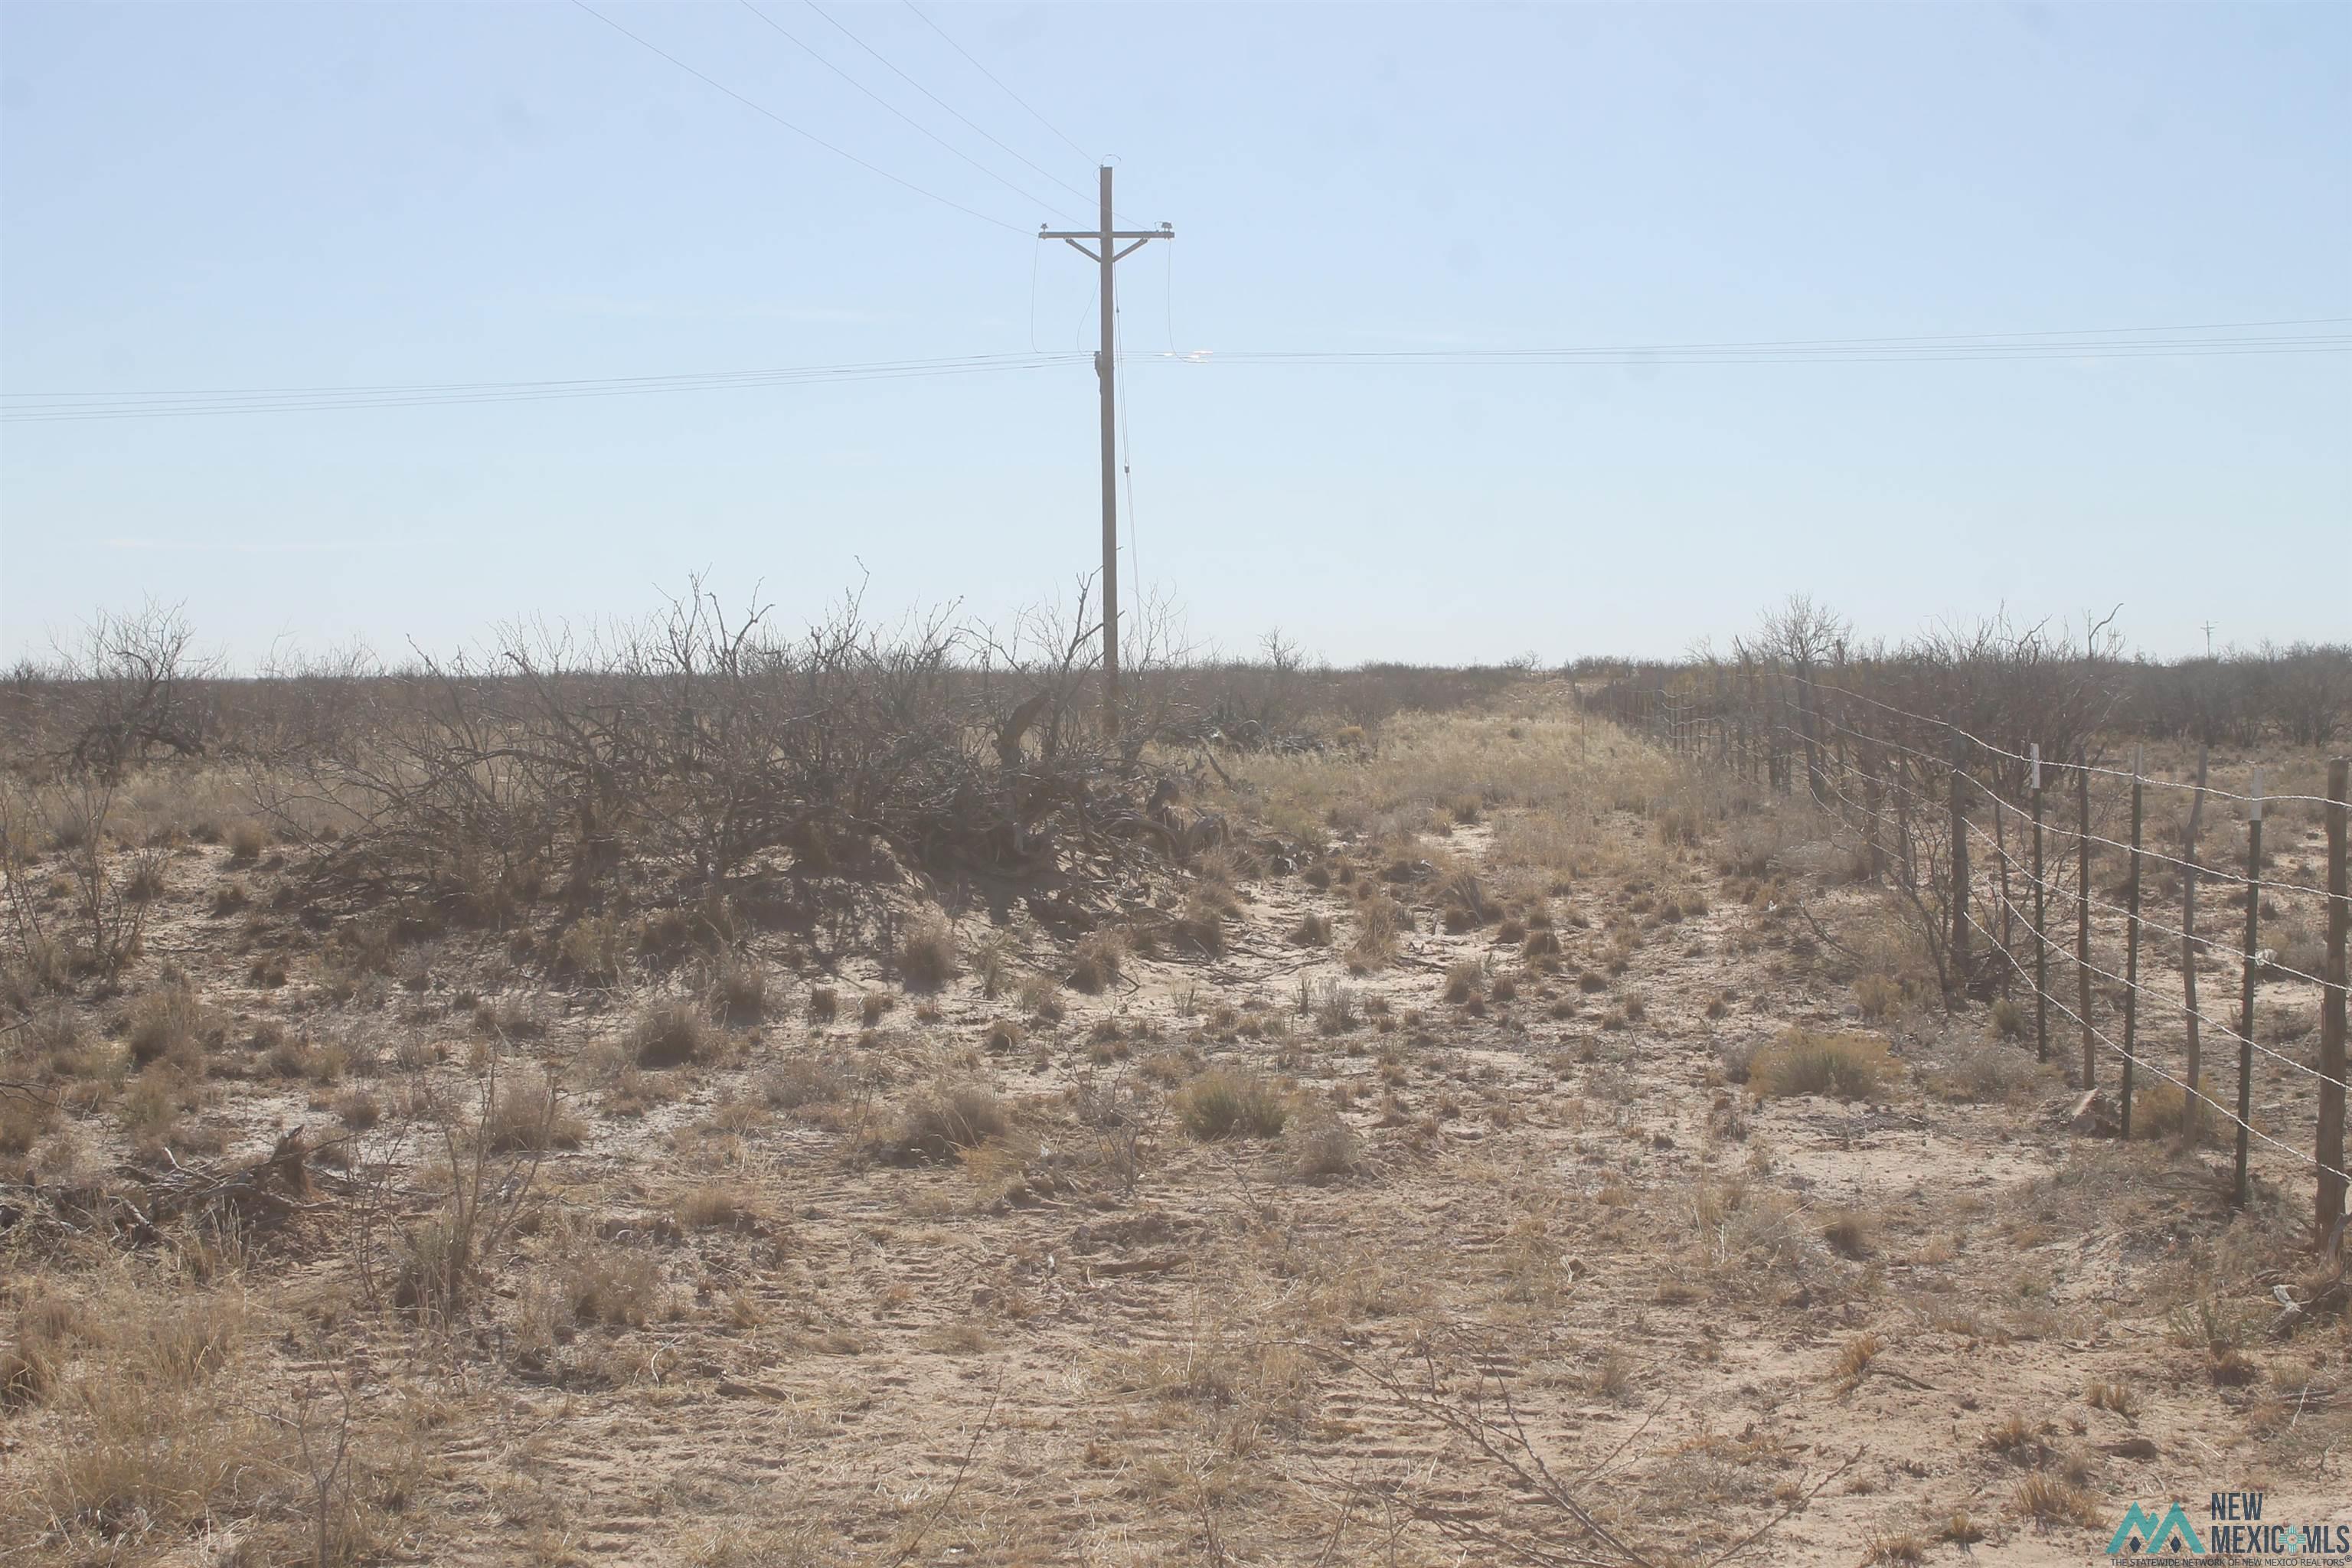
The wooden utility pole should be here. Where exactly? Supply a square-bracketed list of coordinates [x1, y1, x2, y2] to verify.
[1041, 167, 1172, 737]
[2318, 757, 2348, 1243]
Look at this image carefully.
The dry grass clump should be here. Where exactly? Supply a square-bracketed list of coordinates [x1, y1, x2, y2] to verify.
[126, 982, 207, 1068]
[2, 1291, 81, 1409]
[760, 1055, 851, 1111]
[676, 1182, 756, 1230]
[1821, 1208, 1877, 1259]
[1441, 959, 1485, 1005]
[11, 1283, 289, 1557]
[627, 1000, 710, 1068]
[1067, 929, 1125, 994]
[1346, 889, 1404, 971]
[1288, 910, 1331, 947]
[2084, 1378, 2141, 1418]
[554, 1245, 661, 1327]
[806, 985, 838, 1023]
[2011, 1472, 2102, 1527]
[1174, 1068, 1291, 1140]
[482, 1073, 587, 1154]
[2132, 1076, 2225, 1144]
[1925, 1038, 2043, 1105]
[983, 1017, 1024, 1054]
[1749, 1029, 1895, 1100]
[225, 819, 267, 863]
[892, 1082, 1010, 1161]
[0, 1091, 59, 1157]
[1829, 1331, 1883, 1387]
[711, 959, 766, 1024]
[899, 913, 958, 990]
[1287, 1112, 1360, 1178]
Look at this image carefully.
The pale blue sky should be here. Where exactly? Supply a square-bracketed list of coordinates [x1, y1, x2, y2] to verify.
[2, 1, 2346, 666]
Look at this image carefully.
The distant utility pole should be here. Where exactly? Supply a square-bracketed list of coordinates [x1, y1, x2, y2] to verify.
[2202, 621, 2218, 658]
[1041, 165, 1171, 737]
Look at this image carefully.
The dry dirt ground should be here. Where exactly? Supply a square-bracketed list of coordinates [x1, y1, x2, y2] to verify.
[4, 694, 2349, 1568]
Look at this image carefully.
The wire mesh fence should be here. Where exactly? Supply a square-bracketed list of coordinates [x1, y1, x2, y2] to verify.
[1589, 670, 2350, 1243]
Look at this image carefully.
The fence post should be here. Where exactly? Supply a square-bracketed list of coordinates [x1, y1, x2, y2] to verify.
[2120, 746, 2144, 1139]
[1798, 678, 1825, 806]
[2031, 744, 2047, 1063]
[1994, 792, 2014, 1001]
[1862, 737, 1885, 884]
[2318, 756, 2348, 1244]
[2182, 746, 2209, 1142]
[2077, 751, 2095, 1090]
[1948, 737, 1971, 988]
[2233, 768, 2265, 1210]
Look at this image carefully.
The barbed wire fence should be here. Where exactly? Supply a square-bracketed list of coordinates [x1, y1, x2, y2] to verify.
[1589, 671, 2350, 1244]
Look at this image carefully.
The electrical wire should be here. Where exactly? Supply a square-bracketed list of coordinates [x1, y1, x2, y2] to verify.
[902, 0, 1096, 165]
[570, 0, 1029, 235]
[13, 318, 2344, 422]
[0, 354, 1086, 422]
[803, 0, 1099, 214]
[735, 0, 1072, 221]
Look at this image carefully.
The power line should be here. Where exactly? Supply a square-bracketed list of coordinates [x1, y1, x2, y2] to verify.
[901, 1, 1095, 167]
[570, 0, 1028, 235]
[803, 0, 1101, 215]
[0, 354, 1086, 421]
[12, 318, 2341, 420]
[734, 0, 1073, 221]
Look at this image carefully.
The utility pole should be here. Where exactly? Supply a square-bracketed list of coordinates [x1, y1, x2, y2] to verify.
[2201, 621, 2218, 659]
[1041, 166, 1171, 737]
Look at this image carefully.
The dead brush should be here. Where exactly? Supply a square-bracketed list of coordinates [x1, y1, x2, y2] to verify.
[480, 1073, 586, 1155]
[1067, 929, 1125, 994]
[1982, 1413, 2051, 1464]
[1344, 889, 1404, 972]
[891, 1081, 1010, 1161]
[2083, 1378, 2141, 1418]
[898, 913, 958, 990]
[709, 958, 766, 1024]
[2012, 1472, 2102, 1527]
[1288, 910, 1331, 947]
[126, 982, 207, 1068]
[1829, 1331, 1883, 1388]
[1441, 959, 1485, 1005]
[973, 933, 1014, 998]
[1749, 1028, 1893, 1100]
[1174, 1068, 1291, 1140]
[1286, 1111, 1360, 1178]
[675, 1182, 756, 1230]
[760, 1055, 851, 1112]
[626, 1000, 710, 1068]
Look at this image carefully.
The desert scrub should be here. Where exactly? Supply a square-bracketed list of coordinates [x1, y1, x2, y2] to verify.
[899, 913, 958, 990]
[626, 1000, 710, 1068]
[1749, 1029, 1895, 1100]
[891, 1082, 1009, 1161]
[1174, 1069, 1291, 1139]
